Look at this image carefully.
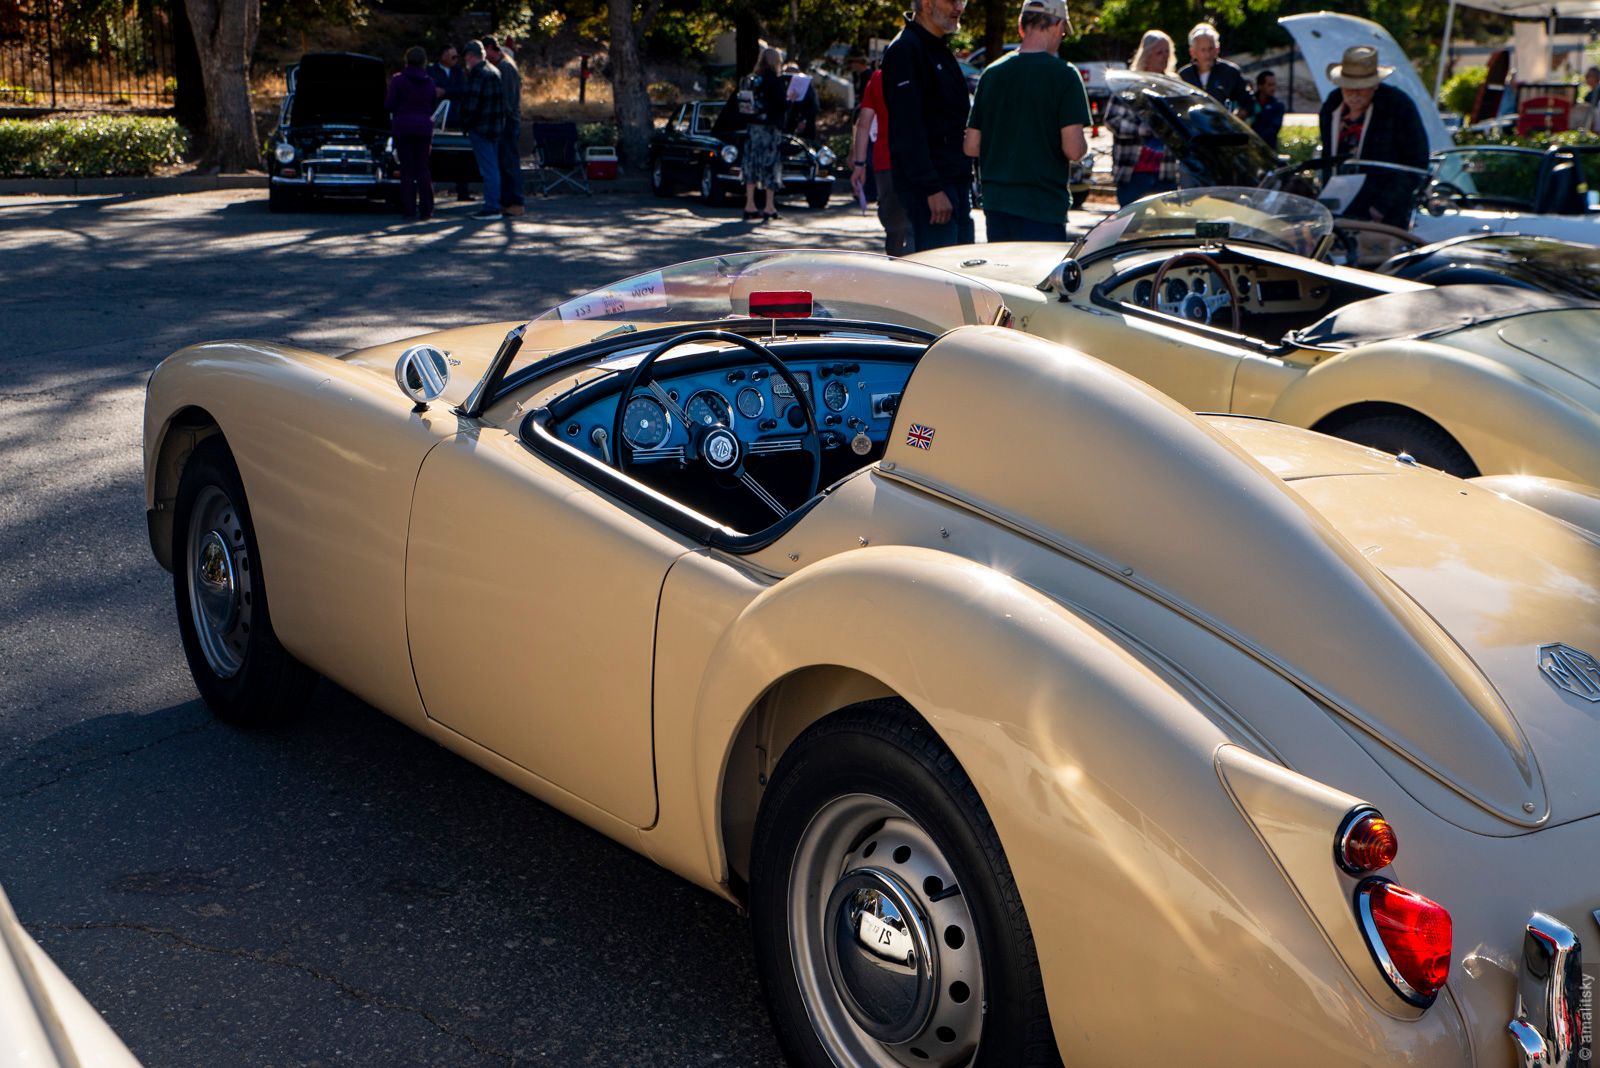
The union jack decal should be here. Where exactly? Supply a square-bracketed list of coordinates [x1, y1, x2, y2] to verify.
[906, 423, 935, 450]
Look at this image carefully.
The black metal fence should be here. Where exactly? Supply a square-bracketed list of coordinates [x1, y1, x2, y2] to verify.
[0, 0, 175, 110]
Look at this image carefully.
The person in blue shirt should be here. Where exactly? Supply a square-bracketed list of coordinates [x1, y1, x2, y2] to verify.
[1252, 69, 1285, 149]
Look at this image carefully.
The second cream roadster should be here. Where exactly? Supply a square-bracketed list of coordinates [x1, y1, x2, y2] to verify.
[144, 251, 1600, 1066]
[916, 187, 1600, 486]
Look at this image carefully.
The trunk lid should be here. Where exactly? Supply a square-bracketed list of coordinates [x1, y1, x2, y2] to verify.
[1210, 416, 1600, 828]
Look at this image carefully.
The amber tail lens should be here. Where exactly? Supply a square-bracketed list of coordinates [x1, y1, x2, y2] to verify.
[1337, 809, 1398, 874]
[1361, 881, 1452, 1002]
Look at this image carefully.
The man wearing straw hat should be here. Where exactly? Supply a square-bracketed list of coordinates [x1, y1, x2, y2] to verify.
[1316, 44, 1428, 228]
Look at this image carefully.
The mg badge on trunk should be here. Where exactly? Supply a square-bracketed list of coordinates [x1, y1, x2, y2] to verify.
[1538, 644, 1600, 702]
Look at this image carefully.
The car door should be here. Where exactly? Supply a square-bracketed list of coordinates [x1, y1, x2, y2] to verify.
[404, 425, 692, 828]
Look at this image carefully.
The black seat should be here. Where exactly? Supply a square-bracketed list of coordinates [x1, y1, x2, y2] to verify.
[532, 122, 590, 196]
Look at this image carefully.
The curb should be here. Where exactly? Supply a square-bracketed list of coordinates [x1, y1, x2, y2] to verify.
[0, 172, 653, 197]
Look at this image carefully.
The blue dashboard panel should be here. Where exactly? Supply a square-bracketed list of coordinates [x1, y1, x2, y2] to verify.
[555, 356, 912, 462]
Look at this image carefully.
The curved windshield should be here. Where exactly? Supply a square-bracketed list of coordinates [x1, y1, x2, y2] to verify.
[1072, 187, 1332, 261]
[1104, 70, 1277, 187]
[508, 250, 1008, 377]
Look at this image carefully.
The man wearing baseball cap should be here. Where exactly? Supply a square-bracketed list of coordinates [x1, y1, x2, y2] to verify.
[963, 0, 1089, 242]
[1316, 44, 1428, 228]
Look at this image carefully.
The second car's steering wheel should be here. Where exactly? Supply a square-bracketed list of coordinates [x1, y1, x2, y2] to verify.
[1148, 252, 1242, 333]
[611, 330, 822, 520]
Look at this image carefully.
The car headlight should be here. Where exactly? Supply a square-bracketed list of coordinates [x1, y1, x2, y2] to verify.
[720, 143, 739, 165]
[816, 146, 835, 168]
[274, 142, 296, 165]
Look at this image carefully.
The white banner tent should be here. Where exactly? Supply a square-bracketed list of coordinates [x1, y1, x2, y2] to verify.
[1431, 0, 1600, 97]
[1279, 13, 1458, 151]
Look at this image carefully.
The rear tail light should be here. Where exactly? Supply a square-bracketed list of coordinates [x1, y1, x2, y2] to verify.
[1355, 879, 1452, 1005]
[1336, 807, 1398, 873]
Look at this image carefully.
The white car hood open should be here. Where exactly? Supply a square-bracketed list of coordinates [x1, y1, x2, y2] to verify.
[1279, 12, 1454, 153]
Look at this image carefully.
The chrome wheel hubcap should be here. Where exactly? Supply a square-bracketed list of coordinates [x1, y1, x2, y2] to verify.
[186, 485, 252, 679]
[790, 794, 985, 1067]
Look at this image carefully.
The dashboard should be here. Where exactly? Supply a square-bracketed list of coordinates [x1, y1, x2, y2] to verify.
[1108, 260, 1335, 325]
[542, 342, 923, 467]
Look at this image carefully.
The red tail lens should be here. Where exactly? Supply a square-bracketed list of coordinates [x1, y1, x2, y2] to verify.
[1358, 880, 1452, 1004]
[748, 291, 813, 319]
[1337, 808, 1398, 873]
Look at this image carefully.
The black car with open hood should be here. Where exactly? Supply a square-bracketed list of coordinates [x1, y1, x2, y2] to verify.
[267, 51, 476, 213]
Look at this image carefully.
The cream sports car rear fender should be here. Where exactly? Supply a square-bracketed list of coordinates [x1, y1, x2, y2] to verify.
[1269, 339, 1600, 485]
[143, 342, 457, 724]
[659, 546, 1469, 1065]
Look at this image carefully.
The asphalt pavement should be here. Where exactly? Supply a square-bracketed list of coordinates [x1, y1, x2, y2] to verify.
[0, 186, 937, 1066]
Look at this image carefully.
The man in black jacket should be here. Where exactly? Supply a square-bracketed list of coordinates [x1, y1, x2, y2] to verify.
[1316, 45, 1428, 228]
[1178, 23, 1254, 120]
[883, 0, 973, 250]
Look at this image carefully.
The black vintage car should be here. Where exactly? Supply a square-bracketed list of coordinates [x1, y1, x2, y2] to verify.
[267, 52, 476, 212]
[647, 99, 836, 209]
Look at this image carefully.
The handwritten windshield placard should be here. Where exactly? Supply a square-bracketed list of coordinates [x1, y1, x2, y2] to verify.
[557, 271, 669, 322]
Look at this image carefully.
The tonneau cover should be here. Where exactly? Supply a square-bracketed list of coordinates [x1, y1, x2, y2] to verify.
[1290, 286, 1592, 350]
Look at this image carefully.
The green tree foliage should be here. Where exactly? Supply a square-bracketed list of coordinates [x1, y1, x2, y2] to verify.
[1440, 65, 1486, 117]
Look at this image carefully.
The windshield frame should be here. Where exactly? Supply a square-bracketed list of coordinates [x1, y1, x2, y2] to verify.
[461, 249, 1010, 416]
[1069, 186, 1334, 265]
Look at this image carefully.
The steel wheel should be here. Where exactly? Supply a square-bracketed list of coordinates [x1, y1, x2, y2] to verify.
[184, 484, 252, 679]
[789, 793, 985, 1067]
[751, 702, 1061, 1068]
[172, 435, 316, 725]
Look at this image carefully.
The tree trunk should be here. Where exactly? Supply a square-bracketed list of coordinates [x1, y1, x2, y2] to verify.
[608, 0, 654, 173]
[183, 0, 260, 171]
[984, 0, 1006, 66]
[734, 7, 763, 79]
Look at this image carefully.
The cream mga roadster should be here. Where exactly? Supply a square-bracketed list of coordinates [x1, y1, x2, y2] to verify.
[144, 251, 1600, 1066]
[916, 187, 1600, 486]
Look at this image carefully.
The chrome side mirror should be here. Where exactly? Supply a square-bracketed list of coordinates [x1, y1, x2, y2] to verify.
[395, 344, 450, 411]
[1037, 259, 1082, 301]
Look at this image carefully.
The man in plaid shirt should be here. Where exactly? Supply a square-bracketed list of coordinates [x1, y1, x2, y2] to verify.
[461, 40, 506, 220]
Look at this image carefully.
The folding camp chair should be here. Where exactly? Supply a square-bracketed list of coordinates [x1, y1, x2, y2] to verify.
[532, 122, 590, 196]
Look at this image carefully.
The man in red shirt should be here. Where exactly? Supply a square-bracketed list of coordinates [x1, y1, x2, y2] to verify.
[850, 68, 913, 256]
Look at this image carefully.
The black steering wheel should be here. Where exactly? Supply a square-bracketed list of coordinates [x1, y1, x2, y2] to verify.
[611, 330, 822, 520]
[1148, 252, 1241, 333]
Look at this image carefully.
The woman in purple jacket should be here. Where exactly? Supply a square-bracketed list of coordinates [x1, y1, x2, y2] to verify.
[387, 46, 443, 220]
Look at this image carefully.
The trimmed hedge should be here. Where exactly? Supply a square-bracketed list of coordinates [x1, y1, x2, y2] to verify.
[0, 115, 189, 177]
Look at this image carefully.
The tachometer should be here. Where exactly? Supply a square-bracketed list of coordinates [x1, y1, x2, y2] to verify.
[823, 379, 848, 412]
[685, 389, 733, 427]
[1164, 277, 1189, 303]
[622, 395, 671, 448]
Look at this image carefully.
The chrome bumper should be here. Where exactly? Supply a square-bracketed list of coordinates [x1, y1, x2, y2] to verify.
[1508, 913, 1591, 1066]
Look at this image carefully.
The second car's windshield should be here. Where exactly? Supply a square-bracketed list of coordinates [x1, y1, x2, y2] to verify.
[1073, 187, 1332, 260]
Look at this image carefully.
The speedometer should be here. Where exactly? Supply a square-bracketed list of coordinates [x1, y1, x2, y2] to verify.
[823, 380, 848, 412]
[621, 395, 671, 448]
[685, 389, 732, 427]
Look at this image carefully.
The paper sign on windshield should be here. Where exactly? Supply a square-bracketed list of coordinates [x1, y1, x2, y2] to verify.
[557, 270, 669, 322]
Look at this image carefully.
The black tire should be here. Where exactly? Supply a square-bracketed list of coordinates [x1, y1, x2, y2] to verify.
[267, 184, 296, 213]
[805, 188, 830, 210]
[700, 164, 730, 207]
[750, 701, 1061, 1068]
[1326, 412, 1479, 477]
[650, 156, 672, 197]
[172, 435, 317, 726]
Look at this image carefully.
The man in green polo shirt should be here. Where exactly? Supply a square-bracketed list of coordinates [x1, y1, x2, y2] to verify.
[964, 0, 1089, 242]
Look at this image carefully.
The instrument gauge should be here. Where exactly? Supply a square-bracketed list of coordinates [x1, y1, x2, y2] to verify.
[1133, 279, 1153, 305]
[622, 395, 671, 448]
[737, 386, 764, 419]
[1192, 276, 1207, 294]
[823, 380, 849, 412]
[685, 389, 733, 428]
[1164, 277, 1189, 303]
